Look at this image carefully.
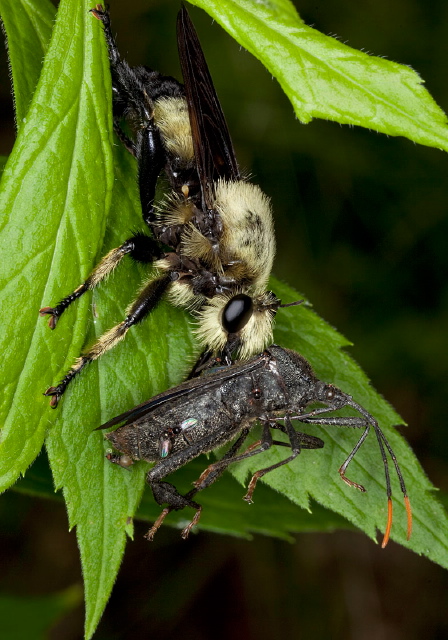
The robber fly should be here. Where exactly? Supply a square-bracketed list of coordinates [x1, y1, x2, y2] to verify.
[40, 5, 293, 406]
[100, 345, 412, 546]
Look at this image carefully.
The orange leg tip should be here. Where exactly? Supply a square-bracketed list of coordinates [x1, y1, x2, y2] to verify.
[404, 496, 413, 540]
[381, 498, 393, 548]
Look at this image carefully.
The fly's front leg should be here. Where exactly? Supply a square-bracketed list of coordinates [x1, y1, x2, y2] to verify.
[40, 234, 162, 329]
[44, 273, 171, 407]
[187, 346, 234, 380]
[187, 350, 222, 380]
[90, 5, 120, 66]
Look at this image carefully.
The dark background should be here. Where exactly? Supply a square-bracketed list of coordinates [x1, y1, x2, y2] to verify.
[1, 0, 447, 637]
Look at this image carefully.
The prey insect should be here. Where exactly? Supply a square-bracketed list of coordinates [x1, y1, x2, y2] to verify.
[100, 345, 412, 546]
[40, 5, 290, 406]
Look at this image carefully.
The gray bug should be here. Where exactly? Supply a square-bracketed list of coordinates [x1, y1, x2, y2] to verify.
[100, 345, 412, 544]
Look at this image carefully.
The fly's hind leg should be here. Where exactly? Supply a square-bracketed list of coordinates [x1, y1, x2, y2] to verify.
[90, 4, 143, 152]
[40, 233, 162, 328]
[44, 273, 171, 407]
[91, 4, 182, 227]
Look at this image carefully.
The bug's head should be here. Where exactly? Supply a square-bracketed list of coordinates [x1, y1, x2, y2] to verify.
[105, 426, 139, 461]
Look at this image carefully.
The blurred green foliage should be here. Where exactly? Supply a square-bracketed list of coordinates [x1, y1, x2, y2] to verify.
[0, 586, 82, 640]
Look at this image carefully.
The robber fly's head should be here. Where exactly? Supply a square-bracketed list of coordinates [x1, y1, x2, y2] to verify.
[194, 290, 282, 358]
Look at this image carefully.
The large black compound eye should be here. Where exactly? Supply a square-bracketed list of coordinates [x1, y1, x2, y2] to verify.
[222, 294, 253, 334]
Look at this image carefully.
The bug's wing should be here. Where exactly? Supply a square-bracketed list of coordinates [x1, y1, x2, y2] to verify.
[177, 6, 240, 211]
[97, 354, 267, 431]
[96, 386, 201, 431]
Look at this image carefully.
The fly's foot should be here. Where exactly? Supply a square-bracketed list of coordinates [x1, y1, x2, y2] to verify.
[39, 307, 59, 329]
[43, 386, 63, 408]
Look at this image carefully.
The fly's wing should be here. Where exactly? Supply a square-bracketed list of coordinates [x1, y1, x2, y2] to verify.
[97, 353, 267, 431]
[177, 6, 240, 211]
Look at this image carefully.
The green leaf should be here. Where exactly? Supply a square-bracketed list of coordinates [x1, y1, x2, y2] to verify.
[0, 0, 113, 494]
[0, 0, 56, 128]
[45, 141, 195, 639]
[2, 1, 448, 637]
[12, 449, 57, 500]
[0, 155, 7, 179]
[0, 0, 192, 635]
[190, 0, 448, 150]
[0, 0, 123, 636]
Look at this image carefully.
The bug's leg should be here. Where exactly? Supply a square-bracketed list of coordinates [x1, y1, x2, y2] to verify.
[194, 418, 322, 504]
[145, 480, 203, 542]
[143, 429, 253, 540]
[191, 421, 279, 500]
[44, 273, 171, 407]
[191, 428, 251, 492]
[40, 233, 162, 329]
[243, 427, 324, 454]
[243, 417, 306, 502]
[291, 414, 371, 491]
[294, 407, 411, 545]
[145, 429, 251, 541]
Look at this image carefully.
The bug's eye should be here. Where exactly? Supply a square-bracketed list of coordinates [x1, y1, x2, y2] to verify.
[222, 294, 253, 334]
[326, 387, 335, 400]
